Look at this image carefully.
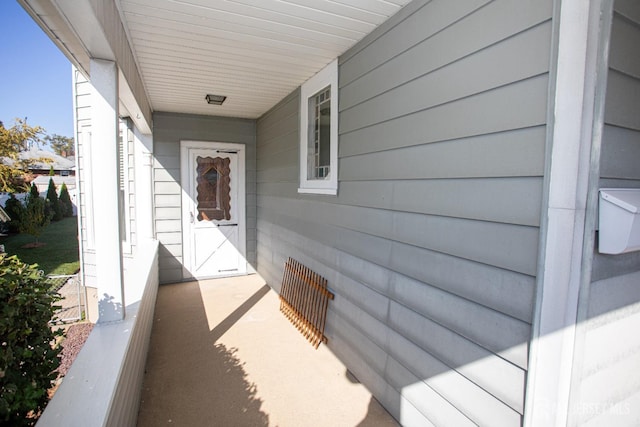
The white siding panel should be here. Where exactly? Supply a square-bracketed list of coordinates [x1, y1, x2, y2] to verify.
[153, 168, 179, 183]
[155, 219, 182, 233]
[154, 194, 181, 208]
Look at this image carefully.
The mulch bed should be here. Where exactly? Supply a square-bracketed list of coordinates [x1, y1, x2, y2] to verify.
[47, 322, 94, 401]
[57, 322, 94, 376]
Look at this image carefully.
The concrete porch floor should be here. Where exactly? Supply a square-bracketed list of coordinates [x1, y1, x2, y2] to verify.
[137, 274, 398, 427]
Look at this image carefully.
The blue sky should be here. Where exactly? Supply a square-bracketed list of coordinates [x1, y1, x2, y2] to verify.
[0, 1, 74, 139]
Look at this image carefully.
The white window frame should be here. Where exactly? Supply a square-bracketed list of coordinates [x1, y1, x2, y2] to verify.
[298, 59, 338, 195]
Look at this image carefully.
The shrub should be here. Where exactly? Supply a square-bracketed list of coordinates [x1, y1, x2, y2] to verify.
[45, 179, 63, 222]
[28, 184, 39, 199]
[58, 184, 73, 218]
[19, 186, 51, 244]
[0, 254, 62, 426]
[3, 194, 24, 233]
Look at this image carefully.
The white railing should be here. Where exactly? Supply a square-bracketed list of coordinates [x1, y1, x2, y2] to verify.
[37, 240, 159, 427]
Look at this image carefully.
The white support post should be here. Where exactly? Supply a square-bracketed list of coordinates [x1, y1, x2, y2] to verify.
[90, 58, 125, 323]
[524, 0, 612, 425]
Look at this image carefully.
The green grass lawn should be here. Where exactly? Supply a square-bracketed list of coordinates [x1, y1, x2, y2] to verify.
[1, 217, 80, 275]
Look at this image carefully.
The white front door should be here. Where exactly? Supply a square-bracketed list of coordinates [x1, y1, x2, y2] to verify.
[181, 141, 246, 279]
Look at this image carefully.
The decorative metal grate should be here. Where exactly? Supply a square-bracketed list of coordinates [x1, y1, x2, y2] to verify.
[279, 258, 334, 348]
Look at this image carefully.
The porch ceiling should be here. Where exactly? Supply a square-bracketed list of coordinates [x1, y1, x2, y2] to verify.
[22, 0, 403, 121]
[117, 0, 411, 119]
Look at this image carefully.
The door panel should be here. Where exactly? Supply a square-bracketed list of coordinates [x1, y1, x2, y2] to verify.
[181, 142, 246, 279]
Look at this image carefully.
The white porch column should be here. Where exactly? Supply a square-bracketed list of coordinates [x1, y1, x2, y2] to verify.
[524, 0, 613, 426]
[134, 128, 154, 241]
[90, 58, 125, 323]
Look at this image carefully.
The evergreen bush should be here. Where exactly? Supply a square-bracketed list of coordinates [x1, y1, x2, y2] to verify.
[3, 194, 24, 234]
[58, 183, 73, 218]
[19, 185, 51, 244]
[45, 179, 63, 221]
[28, 184, 39, 199]
[0, 254, 62, 426]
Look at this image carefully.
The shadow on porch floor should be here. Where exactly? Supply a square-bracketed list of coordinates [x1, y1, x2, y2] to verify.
[137, 274, 398, 427]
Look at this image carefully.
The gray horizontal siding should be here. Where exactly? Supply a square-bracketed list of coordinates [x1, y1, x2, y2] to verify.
[340, 126, 546, 181]
[575, 4, 640, 426]
[259, 221, 528, 426]
[258, 177, 543, 227]
[339, 0, 550, 91]
[604, 69, 640, 130]
[600, 125, 640, 180]
[258, 194, 539, 279]
[255, 0, 554, 425]
[340, 74, 549, 158]
[593, 6, 640, 287]
[152, 112, 256, 283]
[339, 21, 552, 133]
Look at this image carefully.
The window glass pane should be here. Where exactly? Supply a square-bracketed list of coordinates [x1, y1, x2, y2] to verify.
[308, 85, 331, 180]
[196, 156, 231, 221]
[318, 99, 331, 174]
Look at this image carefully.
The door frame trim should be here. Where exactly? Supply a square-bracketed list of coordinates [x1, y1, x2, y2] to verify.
[180, 140, 246, 279]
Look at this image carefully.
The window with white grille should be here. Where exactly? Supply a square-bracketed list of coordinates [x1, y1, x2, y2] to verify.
[299, 60, 338, 195]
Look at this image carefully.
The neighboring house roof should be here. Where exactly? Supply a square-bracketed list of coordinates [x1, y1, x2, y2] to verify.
[2, 148, 75, 171]
[19, 148, 75, 171]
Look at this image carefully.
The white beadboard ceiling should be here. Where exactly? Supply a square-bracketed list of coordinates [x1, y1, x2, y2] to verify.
[115, 0, 412, 119]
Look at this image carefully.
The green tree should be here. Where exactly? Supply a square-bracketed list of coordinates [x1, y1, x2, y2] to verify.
[19, 185, 50, 244]
[58, 183, 73, 217]
[44, 134, 74, 158]
[29, 183, 39, 199]
[0, 254, 62, 426]
[0, 119, 45, 192]
[3, 194, 25, 233]
[45, 178, 62, 221]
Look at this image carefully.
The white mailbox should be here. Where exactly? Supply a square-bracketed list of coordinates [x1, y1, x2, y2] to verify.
[599, 188, 640, 254]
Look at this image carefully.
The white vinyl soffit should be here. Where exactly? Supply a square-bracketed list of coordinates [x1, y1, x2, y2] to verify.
[115, 0, 413, 118]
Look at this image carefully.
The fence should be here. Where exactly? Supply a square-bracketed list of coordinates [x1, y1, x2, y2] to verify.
[46, 273, 84, 323]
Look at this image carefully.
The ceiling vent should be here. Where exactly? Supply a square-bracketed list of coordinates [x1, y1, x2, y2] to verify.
[205, 94, 226, 105]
